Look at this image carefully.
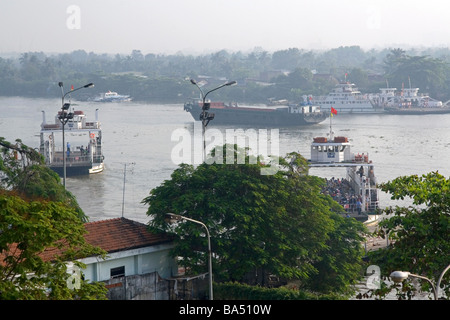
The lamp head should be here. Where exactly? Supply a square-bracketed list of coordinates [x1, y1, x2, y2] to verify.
[84, 83, 94, 88]
[390, 271, 410, 283]
[190, 79, 197, 85]
[165, 213, 182, 224]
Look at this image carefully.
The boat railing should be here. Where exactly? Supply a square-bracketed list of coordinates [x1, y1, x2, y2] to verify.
[51, 154, 93, 164]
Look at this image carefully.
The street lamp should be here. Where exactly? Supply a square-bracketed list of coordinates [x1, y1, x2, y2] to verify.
[390, 264, 450, 300]
[58, 82, 94, 188]
[165, 212, 213, 300]
[190, 79, 237, 161]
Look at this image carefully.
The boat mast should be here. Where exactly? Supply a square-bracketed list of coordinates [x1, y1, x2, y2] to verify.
[329, 110, 334, 141]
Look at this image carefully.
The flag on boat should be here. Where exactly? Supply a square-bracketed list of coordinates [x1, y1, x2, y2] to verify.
[331, 107, 338, 117]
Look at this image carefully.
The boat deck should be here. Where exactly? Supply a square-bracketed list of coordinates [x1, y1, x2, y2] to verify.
[47, 151, 102, 167]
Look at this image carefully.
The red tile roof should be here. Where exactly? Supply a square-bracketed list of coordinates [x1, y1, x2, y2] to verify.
[1, 218, 172, 264]
[83, 217, 172, 254]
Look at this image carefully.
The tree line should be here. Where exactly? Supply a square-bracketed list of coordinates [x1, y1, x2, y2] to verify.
[1, 46, 450, 104]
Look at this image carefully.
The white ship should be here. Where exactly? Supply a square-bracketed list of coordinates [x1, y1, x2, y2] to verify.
[39, 108, 104, 176]
[371, 85, 449, 114]
[311, 82, 383, 114]
[308, 120, 380, 221]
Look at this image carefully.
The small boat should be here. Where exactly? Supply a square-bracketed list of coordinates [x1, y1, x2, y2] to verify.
[183, 97, 328, 126]
[307, 119, 380, 222]
[94, 91, 132, 102]
[39, 108, 105, 176]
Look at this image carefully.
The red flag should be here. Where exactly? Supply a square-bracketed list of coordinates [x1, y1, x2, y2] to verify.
[331, 107, 338, 115]
[71, 85, 74, 91]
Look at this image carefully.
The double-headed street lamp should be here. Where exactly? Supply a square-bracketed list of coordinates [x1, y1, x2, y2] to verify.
[58, 82, 94, 188]
[190, 79, 237, 161]
[165, 213, 213, 300]
[390, 264, 450, 300]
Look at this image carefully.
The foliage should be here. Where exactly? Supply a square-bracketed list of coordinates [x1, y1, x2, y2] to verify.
[368, 171, 450, 299]
[143, 145, 367, 294]
[384, 50, 450, 99]
[0, 191, 107, 300]
[2, 46, 450, 104]
[214, 282, 345, 300]
[0, 137, 86, 221]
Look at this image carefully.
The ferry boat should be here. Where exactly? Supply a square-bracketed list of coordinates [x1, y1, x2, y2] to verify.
[39, 108, 104, 176]
[183, 98, 328, 126]
[94, 91, 132, 102]
[371, 86, 450, 114]
[310, 82, 383, 114]
[308, 121, 380, 222]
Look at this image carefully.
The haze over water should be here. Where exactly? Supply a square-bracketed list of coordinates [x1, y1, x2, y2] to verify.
[1, 96, 449, 223]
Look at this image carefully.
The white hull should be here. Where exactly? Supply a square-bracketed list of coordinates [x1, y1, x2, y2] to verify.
[89, 163, 104, 174]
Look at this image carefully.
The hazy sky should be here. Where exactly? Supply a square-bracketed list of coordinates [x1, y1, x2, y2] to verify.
[1, 0, 450, 55]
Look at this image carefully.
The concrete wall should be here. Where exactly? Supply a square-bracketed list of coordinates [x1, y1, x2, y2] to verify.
[104, 271, 170, 300]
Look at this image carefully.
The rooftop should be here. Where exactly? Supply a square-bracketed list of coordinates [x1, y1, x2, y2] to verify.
[2, 217, 173, 264]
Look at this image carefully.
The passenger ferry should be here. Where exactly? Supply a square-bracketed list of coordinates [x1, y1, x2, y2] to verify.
[39, 108, 104, 176]
[310, 82, 383, 114]
[308, 120, 380, 222]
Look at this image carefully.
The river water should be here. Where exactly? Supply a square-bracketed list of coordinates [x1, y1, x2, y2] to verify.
[1, 96, 450, 224]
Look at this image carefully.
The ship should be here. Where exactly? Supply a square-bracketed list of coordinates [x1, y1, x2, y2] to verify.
[183, 98, 328, 126]
[307, 119, 380, 222]
[371, 85, 450, 114]
[310, 82, 383, 114]
[39, 108, 104, 176]
[93, 91, 132, 102]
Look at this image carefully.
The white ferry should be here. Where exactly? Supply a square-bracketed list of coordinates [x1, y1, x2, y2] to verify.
[308, 122, 380, 222]
[39, 108, 104, 176]
[311, 82, 383, 114]
[371, 86, 449, 114]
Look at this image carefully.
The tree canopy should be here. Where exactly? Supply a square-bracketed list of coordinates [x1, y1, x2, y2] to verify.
[2, 46, 450, 104]
[0, 191, 107, 299]
[0, 138, 107, 299]
[143, 145, 367, 295]
[368, 171, 450, 299]
[0, 137, 86, 221]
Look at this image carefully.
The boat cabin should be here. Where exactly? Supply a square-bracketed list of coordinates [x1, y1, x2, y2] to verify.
[310, 136, 353, 163]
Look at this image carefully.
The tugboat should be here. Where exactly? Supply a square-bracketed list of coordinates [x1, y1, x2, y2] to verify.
[39, 108, 104, 176]
[308, 118, 380, 222]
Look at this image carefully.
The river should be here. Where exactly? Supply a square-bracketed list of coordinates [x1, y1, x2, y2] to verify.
[1, 96, 450, 224]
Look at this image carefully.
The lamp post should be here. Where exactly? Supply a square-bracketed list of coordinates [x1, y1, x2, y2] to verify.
[58, 82, 94, 188]
[190, 79, 237, 161]
[390, 264, 450, 300]
[166, 213, 213, 300]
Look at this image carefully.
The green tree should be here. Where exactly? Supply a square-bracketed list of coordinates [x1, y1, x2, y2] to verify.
[143, 145, 366, 294]
[0, 138, 86, 221]
[0, 191, 107, 299]
[384, 51, 450, 99]
[368, 171, 450, 299]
